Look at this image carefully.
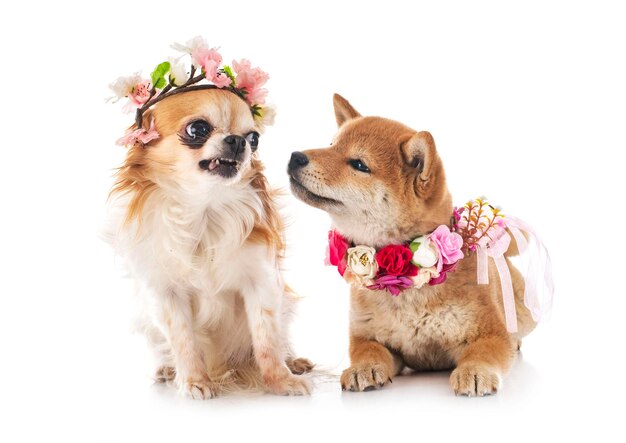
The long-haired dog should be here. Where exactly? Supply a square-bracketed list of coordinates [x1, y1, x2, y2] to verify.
[106, 88, 312, 399]
[288, 94, 544, 396]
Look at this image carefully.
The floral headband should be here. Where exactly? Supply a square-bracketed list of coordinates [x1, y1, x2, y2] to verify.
[108, 36, 275, 147]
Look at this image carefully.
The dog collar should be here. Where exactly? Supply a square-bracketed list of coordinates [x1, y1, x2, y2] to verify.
[325, 197, 554, 333]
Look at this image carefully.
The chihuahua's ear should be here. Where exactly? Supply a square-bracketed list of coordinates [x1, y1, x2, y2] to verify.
[333, 93, 361, 127]
[402, 131, 439, 193]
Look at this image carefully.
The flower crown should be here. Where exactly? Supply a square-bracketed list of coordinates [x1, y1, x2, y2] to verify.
[108, 36, 275, 147]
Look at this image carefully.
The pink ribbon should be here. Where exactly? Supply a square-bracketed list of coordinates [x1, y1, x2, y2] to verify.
[475, 216, 554, 333]
[476, 247, 489, 284]
[505, 216, 554, 323]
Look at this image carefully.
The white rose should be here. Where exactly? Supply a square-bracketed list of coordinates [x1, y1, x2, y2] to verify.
[107, 73, 143, 102]
[411, 266, 440, 289]
[345, 245, 378, 286]
[410, 236, 439, 268]
[168, 57, 189, 86]
[171, 36, 208, 54]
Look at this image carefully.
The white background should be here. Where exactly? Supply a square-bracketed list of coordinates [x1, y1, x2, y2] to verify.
[1, 1, 624, 442]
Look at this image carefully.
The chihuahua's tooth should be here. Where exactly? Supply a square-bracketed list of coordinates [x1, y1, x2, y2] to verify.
[209, 159, 219, 170]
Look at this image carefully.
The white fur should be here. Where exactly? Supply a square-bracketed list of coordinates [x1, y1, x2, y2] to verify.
[105, 170, 307, 398]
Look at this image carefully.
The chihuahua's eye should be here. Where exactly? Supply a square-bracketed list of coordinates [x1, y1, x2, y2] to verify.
[349, 159, 371, 173]
[246, 132, 260, 151]
[186, 120, 212, 139]
[181, 120, 212, 148]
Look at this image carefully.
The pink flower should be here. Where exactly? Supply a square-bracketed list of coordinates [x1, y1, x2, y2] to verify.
[325, 230, 349, 276]
[367, 275, 413, 296]
[429, 225, 464, 272]
[429, 262, 458, 286]
[232, 59, 269, 105]
[116, 118, 159, 146]
[128, 80, 151, 107]
[213, 71, 231, 88]
[192, 47, 228, 87]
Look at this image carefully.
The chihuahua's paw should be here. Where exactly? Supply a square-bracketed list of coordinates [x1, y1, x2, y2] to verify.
[450, 364, 501, 397]
[287, 357, 315, 375]
[266, 373, 311, 396]
[154, 365, 176, 383]
[182, 379, 219, 400]
[341, 363, 391, 392]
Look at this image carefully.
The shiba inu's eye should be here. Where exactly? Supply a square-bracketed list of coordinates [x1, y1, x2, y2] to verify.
[246, 131, 260, 152]
[181, 120, 213, 148]
[349, 159, 370, 173]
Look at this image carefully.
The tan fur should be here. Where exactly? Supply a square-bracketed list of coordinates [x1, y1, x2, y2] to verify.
[290, 94, 537, 396]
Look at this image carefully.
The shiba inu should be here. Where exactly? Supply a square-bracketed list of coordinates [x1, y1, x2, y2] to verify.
[288, 94, 544, 396]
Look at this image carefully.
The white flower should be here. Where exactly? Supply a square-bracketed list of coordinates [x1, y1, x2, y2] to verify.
[107, 73, 142, 102]
[410, 236, 439, 268]
[261, 104, 276, 126]
[254, 104, 277, 132]
[411, 266, 440, 289]
[171, 36, 208, 54]
[168, 57, 188, 86]
[345, 245, 378, 285]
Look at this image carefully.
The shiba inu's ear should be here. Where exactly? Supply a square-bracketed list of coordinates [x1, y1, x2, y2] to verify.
[333, 93, 361, 127]
[402, 131, 438, 191]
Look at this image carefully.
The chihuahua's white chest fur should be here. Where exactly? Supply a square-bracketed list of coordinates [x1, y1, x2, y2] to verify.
[107, 183, 306, 398]
[109, 186, 264, 358]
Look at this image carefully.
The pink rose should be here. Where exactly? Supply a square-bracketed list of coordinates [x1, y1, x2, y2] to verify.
[127, 80, 151, 108]
[325, 230, 349, 276]
[429, 225, 464, 272]
[232, 59, 269, 105]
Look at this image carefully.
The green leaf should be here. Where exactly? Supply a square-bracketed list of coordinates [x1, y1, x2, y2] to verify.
[409, 241, 421, 253]
[150, 61, 171, 90]
[221, 65, 236, 84]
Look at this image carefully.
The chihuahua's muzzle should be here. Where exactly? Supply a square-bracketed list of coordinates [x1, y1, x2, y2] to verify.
[199, 135, 247, 178]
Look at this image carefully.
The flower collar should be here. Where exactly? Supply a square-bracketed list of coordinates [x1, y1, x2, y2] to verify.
[108, 36, 275, 147]
[326, 197, 505, 295]
[325, 197, 554, 335]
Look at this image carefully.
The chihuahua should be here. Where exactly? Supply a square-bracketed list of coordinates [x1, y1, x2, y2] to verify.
[107, 88, 312, 399]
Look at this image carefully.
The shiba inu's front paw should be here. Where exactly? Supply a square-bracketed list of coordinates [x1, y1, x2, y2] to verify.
[450, 364, 501, 397]
[266, 373, 311, 396]
[341, 363, 391, 392]
[182, 379, 220, 400]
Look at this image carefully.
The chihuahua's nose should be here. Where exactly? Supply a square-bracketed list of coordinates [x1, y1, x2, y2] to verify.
[288, 151, 309, 170]
[224, 135, 246, 156]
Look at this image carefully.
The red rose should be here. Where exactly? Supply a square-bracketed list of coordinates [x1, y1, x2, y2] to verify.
[326, 230, 349, 276]
[375, 244, 418, 277]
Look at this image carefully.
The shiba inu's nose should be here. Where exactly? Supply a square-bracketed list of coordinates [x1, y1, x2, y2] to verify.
[288, 151, 309, 170]
[224, 135, 247, 156]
